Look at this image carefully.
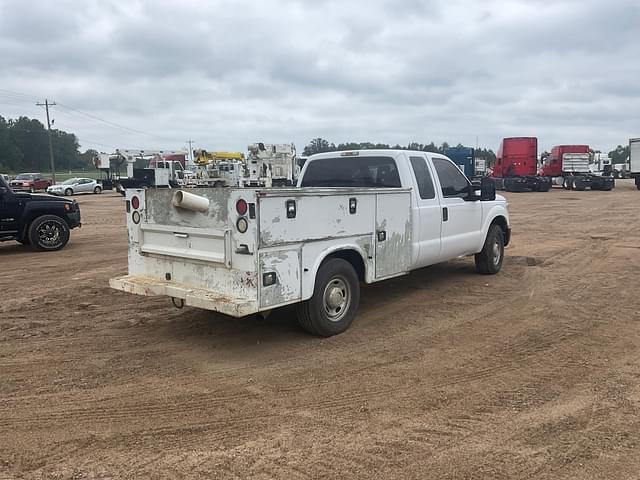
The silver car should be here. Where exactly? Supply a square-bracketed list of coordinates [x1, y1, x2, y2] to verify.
[47, 177, 102, 196]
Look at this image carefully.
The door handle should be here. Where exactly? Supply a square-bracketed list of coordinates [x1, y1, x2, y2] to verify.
[442, 207, 449, 222]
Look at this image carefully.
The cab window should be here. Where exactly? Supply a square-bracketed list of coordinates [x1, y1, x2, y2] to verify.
[433, 158, 470, 197]
[300, 156, 401, 188]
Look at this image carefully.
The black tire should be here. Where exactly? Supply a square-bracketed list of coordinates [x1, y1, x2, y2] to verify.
[562, 177, 570, 189]
[475, 225, 504, 275]
[64, 188, 73, 196]
[94, 186, 102, 194]
[296, 258, 360, 337]
[28, 215, 70, 251]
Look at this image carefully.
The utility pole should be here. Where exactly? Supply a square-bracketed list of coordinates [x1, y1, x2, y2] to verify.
[36, 99, 56, 184]
[186, 139, 194, 167]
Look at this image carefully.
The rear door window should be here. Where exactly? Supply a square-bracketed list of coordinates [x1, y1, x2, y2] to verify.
[409, 156, 435, 199]
[300, 156, 401, 188]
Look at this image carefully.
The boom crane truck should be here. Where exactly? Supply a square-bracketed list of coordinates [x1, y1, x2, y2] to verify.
[192, 150, 245, 187]
[244, 143, 298, 187]
[491, 137, 551, 192]
[95, 150, 189, 192]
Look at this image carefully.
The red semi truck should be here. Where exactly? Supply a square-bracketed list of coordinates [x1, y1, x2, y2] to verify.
[538, 145, 614, 191]
[491, 137, 551, 192]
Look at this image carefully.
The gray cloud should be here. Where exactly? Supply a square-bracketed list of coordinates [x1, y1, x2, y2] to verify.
[0, 0, 638, 154]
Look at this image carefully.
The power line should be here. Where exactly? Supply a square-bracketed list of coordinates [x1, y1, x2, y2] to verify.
[56, 102, 167, 140]
[1, 88, 169, 140]
[0, 88, 39, 101]
[2, 88, 176, 146]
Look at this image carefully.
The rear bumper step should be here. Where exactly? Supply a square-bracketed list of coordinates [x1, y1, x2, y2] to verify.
[109, 275, 257, 317]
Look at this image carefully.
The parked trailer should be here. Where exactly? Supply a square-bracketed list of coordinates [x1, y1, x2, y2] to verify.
[539, 145, 614, 191]
[630, 138, 640, 190]
[491, 137, 551, 192]
[475, 158, 487, 176]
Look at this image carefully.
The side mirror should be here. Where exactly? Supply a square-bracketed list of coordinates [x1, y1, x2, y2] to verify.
[480, 177, 496, 201]
[464, 182, 481, 201]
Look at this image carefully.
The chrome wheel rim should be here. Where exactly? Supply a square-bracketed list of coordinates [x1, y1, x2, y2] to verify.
[323, 276, 351, 322]
[492, 238, 502, 266]
[38, 220, 63, 247]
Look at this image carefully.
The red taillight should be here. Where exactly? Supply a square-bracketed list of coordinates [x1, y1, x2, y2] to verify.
[131, 196, 140, 210]
[236, 199, 248, 215]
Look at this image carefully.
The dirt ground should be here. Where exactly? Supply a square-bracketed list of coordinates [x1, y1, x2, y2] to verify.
[1, 181, 639, 479]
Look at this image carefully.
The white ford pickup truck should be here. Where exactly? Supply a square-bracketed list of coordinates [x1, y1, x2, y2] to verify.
[110, 150, 511, 336]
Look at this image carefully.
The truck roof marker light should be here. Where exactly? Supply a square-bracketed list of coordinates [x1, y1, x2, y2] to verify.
[131, 196, 140, 210]
[340, 151, 359, 157]
[236, 198, 248, 215]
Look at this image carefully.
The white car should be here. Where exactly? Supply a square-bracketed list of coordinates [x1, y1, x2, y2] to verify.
[48, 177, 102, 196]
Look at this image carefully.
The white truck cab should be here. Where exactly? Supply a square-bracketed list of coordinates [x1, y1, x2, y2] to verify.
[110, 150, 510, 336]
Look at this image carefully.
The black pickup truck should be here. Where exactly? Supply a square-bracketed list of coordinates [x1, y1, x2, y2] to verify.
[0, 175, 81, 250]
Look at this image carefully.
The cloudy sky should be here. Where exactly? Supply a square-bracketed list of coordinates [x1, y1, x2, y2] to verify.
[0, 0, 638, 154]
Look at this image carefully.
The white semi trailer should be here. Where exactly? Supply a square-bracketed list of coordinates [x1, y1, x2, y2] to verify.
[630, 138, 640, 190]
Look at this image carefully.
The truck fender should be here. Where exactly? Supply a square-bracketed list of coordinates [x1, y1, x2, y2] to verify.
[301, 243, 371, 301]
[477, 206, 510, 252]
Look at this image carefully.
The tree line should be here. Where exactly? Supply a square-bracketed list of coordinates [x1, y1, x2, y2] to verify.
[0, 116, 97, 173]
[302, 137, 497, 162]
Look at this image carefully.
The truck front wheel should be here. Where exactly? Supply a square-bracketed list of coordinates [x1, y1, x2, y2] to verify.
[28, 215, 70, 251]
[297, 258, 361, 337]
[475, 225, 504, 275]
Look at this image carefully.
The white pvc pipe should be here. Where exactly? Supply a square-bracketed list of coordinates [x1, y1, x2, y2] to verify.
[172, 190, 210, 213]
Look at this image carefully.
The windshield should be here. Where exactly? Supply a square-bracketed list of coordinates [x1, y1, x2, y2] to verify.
[300, 156, 401, 188]
[15, 174, 34, 180]
[62, 178, 78, 185]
